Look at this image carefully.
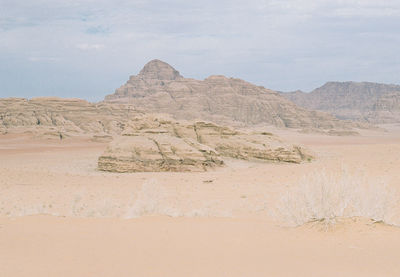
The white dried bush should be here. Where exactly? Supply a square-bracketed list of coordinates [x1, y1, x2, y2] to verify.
[275, 169, 399, 227]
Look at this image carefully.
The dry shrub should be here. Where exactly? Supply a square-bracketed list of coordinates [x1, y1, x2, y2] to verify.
[275, 169, 399, 227]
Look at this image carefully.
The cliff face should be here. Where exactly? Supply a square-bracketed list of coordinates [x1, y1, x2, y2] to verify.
[281, 82, 400, 123]
[104, 60, 358, 130]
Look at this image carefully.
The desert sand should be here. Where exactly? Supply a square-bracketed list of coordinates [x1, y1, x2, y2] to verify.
[1, 125, 400, 276]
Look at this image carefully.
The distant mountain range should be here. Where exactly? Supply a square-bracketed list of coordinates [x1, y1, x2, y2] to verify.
[104, 60, 361, 131]
[4, 60, 394, 139]
[280, 82, 400, 123]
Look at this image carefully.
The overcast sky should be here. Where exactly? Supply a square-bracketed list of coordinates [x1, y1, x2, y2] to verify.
[1, 0, 399, 101]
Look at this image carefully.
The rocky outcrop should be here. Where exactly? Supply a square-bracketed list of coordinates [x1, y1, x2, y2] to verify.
[281, 82, 400, 123]
[104, 60, 359, 131]
[98, 115, 313, 172]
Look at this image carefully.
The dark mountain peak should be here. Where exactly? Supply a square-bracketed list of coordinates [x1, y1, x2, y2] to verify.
[138, 59, 183, 80]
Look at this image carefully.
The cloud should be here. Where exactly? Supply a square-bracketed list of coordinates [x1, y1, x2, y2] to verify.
[76, 43, 105, 50]
[85, 25, 110, 34]
[28, 56, 61, 62]
[1, 0, 400, 100]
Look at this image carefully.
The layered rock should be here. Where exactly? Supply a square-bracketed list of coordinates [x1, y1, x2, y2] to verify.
[281, 82, 400, 123]
[104, 60, 359, 131]
[98, 115, 313, 172]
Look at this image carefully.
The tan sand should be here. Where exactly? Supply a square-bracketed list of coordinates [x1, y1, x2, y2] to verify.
[1, 125, 400, 276]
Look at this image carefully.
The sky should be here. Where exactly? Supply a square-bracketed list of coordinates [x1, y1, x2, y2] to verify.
[1, 0, 400, 101]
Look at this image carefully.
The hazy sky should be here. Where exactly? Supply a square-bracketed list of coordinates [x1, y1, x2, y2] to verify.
[1, 0, 399, 101]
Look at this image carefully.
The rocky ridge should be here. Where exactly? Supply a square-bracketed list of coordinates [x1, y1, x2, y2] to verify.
[0, 97, 132, 138]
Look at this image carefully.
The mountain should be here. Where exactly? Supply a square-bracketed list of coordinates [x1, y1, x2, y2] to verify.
[104, 60, 361, 131]
[281, 82, 400, 123]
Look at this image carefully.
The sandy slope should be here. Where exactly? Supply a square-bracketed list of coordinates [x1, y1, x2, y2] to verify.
[1, 125, 400, 276]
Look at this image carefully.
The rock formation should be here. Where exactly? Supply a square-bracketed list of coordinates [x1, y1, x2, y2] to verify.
[0, 97, 312, 172]
[281, 82, 400, 123]
[104, 60, 361, 131]
[98, 114, 313, 172]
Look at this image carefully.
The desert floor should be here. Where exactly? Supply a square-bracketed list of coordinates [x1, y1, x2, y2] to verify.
[1, 125, 400, 277]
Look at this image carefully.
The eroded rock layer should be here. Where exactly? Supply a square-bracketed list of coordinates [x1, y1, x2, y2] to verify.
[0, 97, 132, 137]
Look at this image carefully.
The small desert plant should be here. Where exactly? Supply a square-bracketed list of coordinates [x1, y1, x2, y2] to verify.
[275, 169, 399, 227]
